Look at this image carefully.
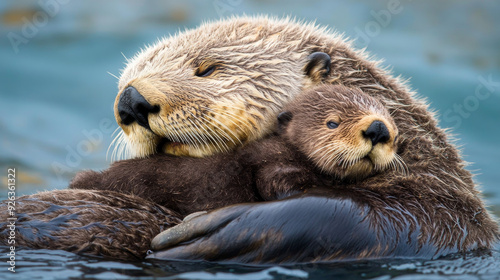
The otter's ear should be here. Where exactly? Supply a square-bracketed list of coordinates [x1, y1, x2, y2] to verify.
[304, 52, 331, 83]
[277, 111, 293, 133]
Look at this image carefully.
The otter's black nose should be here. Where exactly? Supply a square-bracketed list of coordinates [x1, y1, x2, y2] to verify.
[364, 120, 390, 146]
[117, 86, 159, 129]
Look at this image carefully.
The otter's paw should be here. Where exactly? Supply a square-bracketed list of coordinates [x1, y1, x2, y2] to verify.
[150, 207, 246, 251]
[147, 192, 387, 264]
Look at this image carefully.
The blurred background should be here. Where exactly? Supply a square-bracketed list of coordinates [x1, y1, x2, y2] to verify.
[1, 0, 499, 212]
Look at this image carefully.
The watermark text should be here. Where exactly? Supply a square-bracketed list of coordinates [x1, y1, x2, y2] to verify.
[6, 168, 16, 272]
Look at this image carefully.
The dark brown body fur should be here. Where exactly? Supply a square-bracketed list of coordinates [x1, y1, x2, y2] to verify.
[70, 135, 328, 216]
[0, 190, 180, 260]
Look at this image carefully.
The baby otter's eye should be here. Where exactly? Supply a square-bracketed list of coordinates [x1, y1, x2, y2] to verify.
[327, 121, 339, 129]
[195, 65, 216, 77]
[394, 135, 399, 143]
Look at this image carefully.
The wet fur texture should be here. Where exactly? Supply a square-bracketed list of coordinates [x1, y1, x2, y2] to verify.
[0, 189, 180, 260]
[1, 16, 497, 261]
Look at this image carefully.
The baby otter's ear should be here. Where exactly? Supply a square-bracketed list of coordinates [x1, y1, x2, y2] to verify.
[304, 52, 331, 83]
[277, 111, 293, 133]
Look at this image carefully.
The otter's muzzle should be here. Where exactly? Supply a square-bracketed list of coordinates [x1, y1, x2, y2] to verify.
[117, 86, 159, 130]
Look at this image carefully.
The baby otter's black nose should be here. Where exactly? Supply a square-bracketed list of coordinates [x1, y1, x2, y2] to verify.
[117, 86, 159, 129]
[364, 120, 390, 146]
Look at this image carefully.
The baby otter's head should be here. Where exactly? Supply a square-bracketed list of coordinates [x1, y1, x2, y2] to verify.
[112, 17, 338, 159]
[278, 85, 404, 180]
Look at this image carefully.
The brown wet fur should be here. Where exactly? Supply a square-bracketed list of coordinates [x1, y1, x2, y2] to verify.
[0, 189, 181, 260]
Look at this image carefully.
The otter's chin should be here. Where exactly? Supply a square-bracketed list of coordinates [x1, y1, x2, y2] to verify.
[156, 138, 232, 158]
[340, 150, 397, 180]
[341, 157, 374, 180]
[369, 147, 397, 172]
[156, 138, 192, 157]
[156, 137, 181, 153]
[119, 127, 160, 159]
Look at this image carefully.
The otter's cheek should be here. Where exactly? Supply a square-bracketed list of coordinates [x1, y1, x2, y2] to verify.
[209, 103, 258, 140]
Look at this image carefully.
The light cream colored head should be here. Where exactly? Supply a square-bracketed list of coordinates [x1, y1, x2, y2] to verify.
[111, 16, 356, 159]
[279, 85, 405, 180]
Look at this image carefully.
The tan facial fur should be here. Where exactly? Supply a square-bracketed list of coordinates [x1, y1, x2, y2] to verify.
[283, 85, 404, 180]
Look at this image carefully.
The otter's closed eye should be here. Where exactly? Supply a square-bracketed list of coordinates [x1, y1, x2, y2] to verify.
[195, 65, 216, 77]
[327, 121, 339, 129]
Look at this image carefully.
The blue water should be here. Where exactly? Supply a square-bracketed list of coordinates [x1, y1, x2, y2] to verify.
[1, 0, 499, 279]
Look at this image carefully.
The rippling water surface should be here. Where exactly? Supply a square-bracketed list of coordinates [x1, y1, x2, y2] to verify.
[1, 247, 500, 280]
[1, 0, 499, 279]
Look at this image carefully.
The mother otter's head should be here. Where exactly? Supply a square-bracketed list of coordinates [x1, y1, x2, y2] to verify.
[113, 17, 337, 158]
[278, 85, 404, 180]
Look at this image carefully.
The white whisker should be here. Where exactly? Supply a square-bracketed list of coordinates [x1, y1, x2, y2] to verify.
[107, 71, 120, 80]
[189, 113, 228, 153]
[108, 129, 128, 162]
[202, 113, 241, 146]
[308, 142, 339, 158]
[186, 118, 208, 149]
